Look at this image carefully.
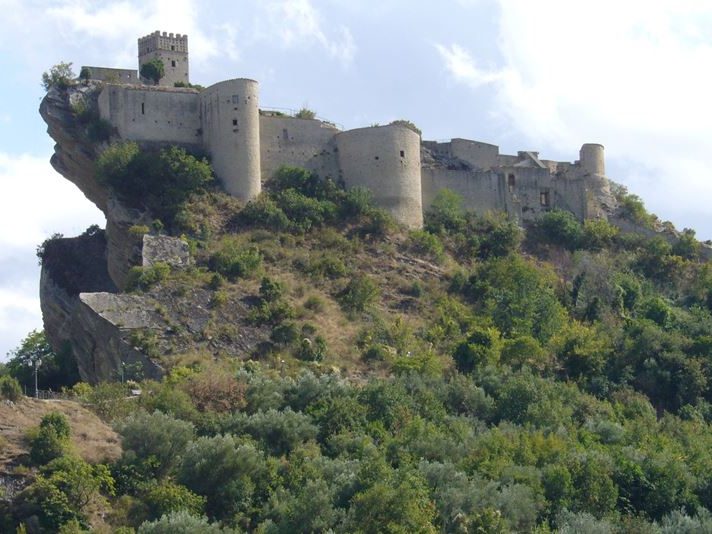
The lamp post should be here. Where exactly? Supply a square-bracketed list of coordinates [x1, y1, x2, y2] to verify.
[33, 358, 41, 399]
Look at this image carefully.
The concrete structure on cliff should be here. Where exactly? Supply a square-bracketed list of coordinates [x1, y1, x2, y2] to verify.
[84, 31, 614, 228]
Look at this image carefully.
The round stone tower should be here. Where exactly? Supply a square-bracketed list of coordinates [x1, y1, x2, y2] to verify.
[200, 79, 261, 201]
[335, 124, 422, 228]
[579, 143, 605, 176]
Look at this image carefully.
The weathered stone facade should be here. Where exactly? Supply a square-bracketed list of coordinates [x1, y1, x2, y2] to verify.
[83, 31, 616, 228]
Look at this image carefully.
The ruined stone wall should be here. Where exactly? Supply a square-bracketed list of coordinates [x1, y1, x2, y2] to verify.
[423, 166, 591, 222]
[450, 138, 499, 169]
[335, 124, 422, 228]
[200, 79, 261, 201]
[259, 115, 340, 181]
[422, 168, 515, 218]
[81, 67, 138, 84]
[97, 85, 201, 145]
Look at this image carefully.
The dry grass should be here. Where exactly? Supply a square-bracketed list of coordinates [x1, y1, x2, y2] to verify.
[0, 397, 121, 472]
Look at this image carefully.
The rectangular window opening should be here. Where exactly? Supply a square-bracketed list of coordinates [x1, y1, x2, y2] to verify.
[232, 119, 238, 126]
[141, 102, 145, 115]
[540, 191, 550, 207]
[232, 95, 239, 104]
[171, 60, 176, 67]
[400, 150, 405, 158]
[282, 128, 289, 140]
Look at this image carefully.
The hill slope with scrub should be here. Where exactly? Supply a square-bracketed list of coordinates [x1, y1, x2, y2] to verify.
[2, 77, 712, 532]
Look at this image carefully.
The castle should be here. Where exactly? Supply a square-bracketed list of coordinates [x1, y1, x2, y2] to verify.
[83, 31, 614, 228]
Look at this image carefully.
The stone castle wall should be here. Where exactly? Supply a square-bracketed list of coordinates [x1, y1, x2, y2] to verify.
[259, 115, 340, 181]
[97, 85, 201, 145]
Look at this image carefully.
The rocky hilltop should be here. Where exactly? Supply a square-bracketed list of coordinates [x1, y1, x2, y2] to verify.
[39, 82, 711, 384]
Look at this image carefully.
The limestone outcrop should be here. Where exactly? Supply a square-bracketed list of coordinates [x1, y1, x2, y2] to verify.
[39, 85, 109, 212]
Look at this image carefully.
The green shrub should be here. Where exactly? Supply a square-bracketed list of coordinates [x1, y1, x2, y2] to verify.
[117, 411, 195, 478]
[142, 481, 206, 521]
[126, 263, 171, 292]
[295, 107, 316, 119]
[408, 230, 445, 262]
[128, 329, 160, 359]
[303, 295, 325, 312]
[209, 242, 262, 280]
[582, 219, 619, 250]
[536, 209, 583, 250]
[138, 510, 226, 533]
[295, 335, 327, 362]
[337, 275, 380, 312]
[96, 143, 213, 227]
[41, 62, 75, 91]
[29, 412, 71, 465]
[453, 327, 502, 373]
[239, 196, 290, 231]
[424, 189, 466, 235]
[0, 376, 22, 401]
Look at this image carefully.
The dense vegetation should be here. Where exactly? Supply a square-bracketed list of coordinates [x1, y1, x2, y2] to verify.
[4, 148, 712, 531]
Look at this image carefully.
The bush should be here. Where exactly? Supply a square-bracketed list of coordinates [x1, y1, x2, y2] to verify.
[536, 209, 583, 250]
[0, 376, 22, 401]
[408, 230, 445, 262]
[209, 242, 262, 280]
[138, 510, 227, 534]
[126, 263, 171, 291]
[337, 275, 380, 312]
[295, 107, 316, 119]
[29, 412, 72, 465]
[142, 481, 205, 521]
[41, 62, 75, 91]
[117, 411, 195, 477]
[425, 189, 466, 235]
[96, 143, 213, 227]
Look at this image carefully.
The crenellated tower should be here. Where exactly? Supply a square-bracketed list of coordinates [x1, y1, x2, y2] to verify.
[138, 31, 189, 87]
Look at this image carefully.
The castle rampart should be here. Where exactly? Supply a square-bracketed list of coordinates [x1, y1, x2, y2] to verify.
[88, 31, 615, 229]
[335, 124, 423, 228]
[200, 79, 261, 201]
[259, 115, 340, 181]
[98, 85, 201, 145]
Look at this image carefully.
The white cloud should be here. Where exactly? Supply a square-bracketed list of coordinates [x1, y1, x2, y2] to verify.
[257, 0, 356, 63]
[436, 0, 712, 237]
[0, 151, 104, 360]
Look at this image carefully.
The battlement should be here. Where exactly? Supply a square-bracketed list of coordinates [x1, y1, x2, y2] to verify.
[138, 30, 188, 55]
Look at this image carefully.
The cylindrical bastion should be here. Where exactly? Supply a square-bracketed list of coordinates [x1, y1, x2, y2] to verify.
[200, 78, 261, 201]
[335, 124, 422, 228]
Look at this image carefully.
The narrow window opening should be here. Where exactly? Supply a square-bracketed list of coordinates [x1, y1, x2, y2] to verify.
[540, 191, 550, 207]
[400, 150, 405, 158]
[232, 119, 238, 126]
[232, 95, 239, 104]
[171, 45, 175, 51]
[141, 102, 145, 115]
[282, 128, 289, 141]
[508, 174, 516, 192]
[171, 60, 176, 67]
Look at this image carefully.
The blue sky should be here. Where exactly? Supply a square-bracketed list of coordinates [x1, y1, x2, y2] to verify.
[1, 0, 712, 359]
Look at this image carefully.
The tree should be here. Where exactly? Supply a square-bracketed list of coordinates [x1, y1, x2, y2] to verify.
[6, 330, 79, 392]
[41, 62, 75, 91]
[117, 411, 195, 478]
[79, 67, 91, 85]
[140, 58, 165, 85]
[30, 412, 72, 465]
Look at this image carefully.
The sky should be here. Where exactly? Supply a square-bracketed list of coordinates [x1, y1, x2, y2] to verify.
[1, 0, 711, 359]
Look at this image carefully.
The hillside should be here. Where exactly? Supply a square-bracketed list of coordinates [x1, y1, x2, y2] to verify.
[2, 77, 712, 532]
